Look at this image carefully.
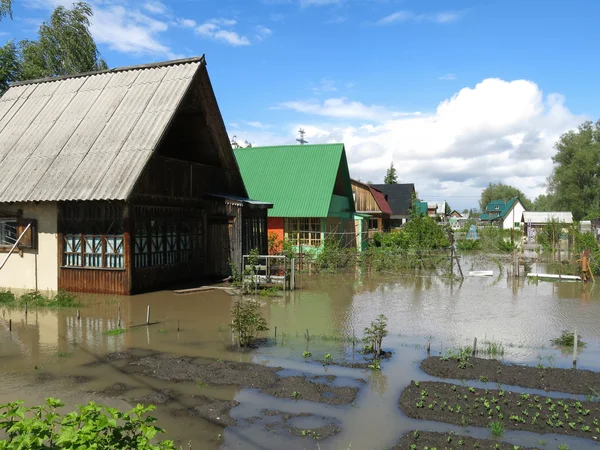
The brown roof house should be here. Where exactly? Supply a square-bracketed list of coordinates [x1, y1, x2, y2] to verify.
[0, 56, 271, 295]
[350, 179, 392, 236]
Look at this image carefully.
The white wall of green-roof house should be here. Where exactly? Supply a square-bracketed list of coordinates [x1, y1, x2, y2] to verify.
[500, 200, 526, 230]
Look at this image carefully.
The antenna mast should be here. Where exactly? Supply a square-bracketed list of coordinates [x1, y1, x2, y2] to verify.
[296, 128, 308, 145]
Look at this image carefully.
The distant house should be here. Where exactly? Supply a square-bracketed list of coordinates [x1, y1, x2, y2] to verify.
[350, 179, 392, 235]
[234, 144, 361, 253]
[480, 197, 526, 230]
[522, 211, 574, 242]
[450, 210, 463, 218]
[371, 184, 416, 228]
[0, 56, 271, 295]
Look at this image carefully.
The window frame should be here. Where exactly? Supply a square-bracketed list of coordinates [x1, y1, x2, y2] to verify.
[286, 218, 322, 247]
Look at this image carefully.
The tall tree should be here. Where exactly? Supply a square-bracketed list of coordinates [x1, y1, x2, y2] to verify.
[384, 162, 398, 184]
[19, 2, 107, 80]
[0, 0, 12, 21]
[547, 120, 600, 220]
[0, 42, 20, 95]
[479, 183, 532, 211]
[532, 193, 555, 212]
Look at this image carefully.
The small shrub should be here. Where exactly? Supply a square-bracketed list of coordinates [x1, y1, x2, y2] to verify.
[0, 398, 174, 449]
[363, 314, 388, 358]
[104, 328, 126, 336]
[0, 290, 16, 305]
[230, 299, 268, 347]
[551, 331, 587, 348]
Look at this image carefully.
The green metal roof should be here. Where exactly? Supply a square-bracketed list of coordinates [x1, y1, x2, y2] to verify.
[413, 201, 428, 216]
[233, 144, 355, 217]
[482, 197, 520, 221]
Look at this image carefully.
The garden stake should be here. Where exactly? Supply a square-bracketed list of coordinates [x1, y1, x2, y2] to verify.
[274, 326, 277, 339]
[9, 319, 11, 332]
[76, 309, 80, 320]
[177, 320, 180, 332]
[146, 305, 150, 325]
[306, 329, 310, 341]
[117, 303, 121, 328]
[573, 328, 578, 367]
[472, 337, 477, 356]
[427, 340, 431, 355]
[25, 303, 28, 315]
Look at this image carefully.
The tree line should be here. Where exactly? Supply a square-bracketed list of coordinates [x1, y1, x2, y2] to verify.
[0, 1, 106, 95]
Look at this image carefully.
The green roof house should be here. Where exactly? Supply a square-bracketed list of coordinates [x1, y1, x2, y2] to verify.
[234, 144, 363, 252]
[480, 197, 526, 230]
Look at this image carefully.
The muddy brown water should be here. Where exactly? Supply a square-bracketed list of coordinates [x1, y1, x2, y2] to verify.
[1, 266, 600, 449]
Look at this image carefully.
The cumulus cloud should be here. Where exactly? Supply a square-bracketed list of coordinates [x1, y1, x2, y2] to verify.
[143, 1, 166, 14]
[236, 79, 584, 209]
[377, 10, 465, 25]
[196, 18, 251, 46]
[255, 25, 272, 41]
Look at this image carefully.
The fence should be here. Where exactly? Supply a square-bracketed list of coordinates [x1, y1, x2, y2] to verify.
[242, 254, 296, 291]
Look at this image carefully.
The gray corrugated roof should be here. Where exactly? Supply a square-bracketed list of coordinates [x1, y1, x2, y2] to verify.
[522, 211, 573, 224]
[0, 56, 204, 202]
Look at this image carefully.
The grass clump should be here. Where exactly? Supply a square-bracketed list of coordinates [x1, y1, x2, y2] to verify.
[488, 420, 505, 436]
[0, 290, 81, 308]
[104, 328, 126, 336]
[551, 331, 587, 348]
[482, 340, 505, 358]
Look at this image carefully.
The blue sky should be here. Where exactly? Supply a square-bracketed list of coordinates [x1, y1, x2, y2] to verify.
[1, 0, 598, 210]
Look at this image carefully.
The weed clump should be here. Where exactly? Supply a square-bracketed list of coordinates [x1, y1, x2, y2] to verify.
[363, 314, 388, 359]
[551, 331, 587, 349]
[0, 290, 81, 308]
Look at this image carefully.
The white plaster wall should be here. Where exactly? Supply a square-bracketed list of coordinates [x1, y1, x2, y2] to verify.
[0, 203, 58, 292]
[502, 201, 526, 230]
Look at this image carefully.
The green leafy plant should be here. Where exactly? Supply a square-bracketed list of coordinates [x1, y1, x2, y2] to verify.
[302, 351, 312, 358]
[0, 398, 174, 449]
[104, 328, 126, 336]
[551, 331, 587, 348]
[291, 391, 301, 400]
[230, 299, 268, 347]
[362, 314, 388, 358]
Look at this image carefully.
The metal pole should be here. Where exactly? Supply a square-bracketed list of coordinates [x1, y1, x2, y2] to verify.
[146, 305, 150, 325]
[291, 258, 296, 290]
[0, 223, 32, 272]
[573, 328, 578, 367]
[117, 303, 121, 328]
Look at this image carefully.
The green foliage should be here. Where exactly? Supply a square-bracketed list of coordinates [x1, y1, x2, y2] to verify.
[230, 299, 268, 347]
[456, 239, 481, 251]
[0, 41, 19, 96]
[0, 290, 81, 308]
[315, 236, 356, 271]
[363, 314, 388, 358]
[0, 3, 108, 96]
[548, 120, 600, 220]
[0, 398, 174, 449]
[488, 420, 505, 436]
[478, 227, 515, 253]
[384, 161, 398, 184]
[0, 0, 12, 21]
[479, 183, 532, 211]
[551, 331, 587, 348]
[104, 328, 126, 336]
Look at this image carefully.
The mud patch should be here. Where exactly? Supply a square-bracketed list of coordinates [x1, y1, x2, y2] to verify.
[400, 381, 600, 441]
[131, 356, 359, 405]
[96, 382, 134, 397]
[70, 375, 92, 384]
[421, 356, 600, 395]
[171, 396, 239, 427]
[261, 410, 340, 441]
[393, 431, 539, 449]
[135, 389, 176, 405]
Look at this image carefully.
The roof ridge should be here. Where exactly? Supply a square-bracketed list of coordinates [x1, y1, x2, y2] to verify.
[10, 55, 206, 87]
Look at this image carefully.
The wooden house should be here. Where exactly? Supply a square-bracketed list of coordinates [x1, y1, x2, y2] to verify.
[234, 144, 361, 253]
[480, 197, 525, 230]
[0, 56, 271, 295]
[370, 183, 416, 228]
[350, 179, 391, 235]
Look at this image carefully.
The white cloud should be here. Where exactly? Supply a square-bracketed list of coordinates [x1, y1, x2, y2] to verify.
[439, 73, 456, 81]
[143, 1, 166, 14]
[255, 25, 272, 41]
[245, 121, 271, 129]
[377, 10, 464, 25]
[196, 18, 250, 46]
[90, 5, 176, 57]
[241, 79, 584, 209]
[176, 18, 197, 28]
[277, 97, 419, 121]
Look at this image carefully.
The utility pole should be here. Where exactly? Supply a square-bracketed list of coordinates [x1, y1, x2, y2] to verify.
[296, 128, 308, 145]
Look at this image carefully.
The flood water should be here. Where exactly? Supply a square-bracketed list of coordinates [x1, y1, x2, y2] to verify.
[2, 261, 600, 449]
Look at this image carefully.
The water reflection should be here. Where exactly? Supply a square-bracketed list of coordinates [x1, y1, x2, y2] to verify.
[0, 269, 600, 449]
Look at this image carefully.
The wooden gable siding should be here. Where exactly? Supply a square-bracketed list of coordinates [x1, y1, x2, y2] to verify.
[351, 180, 380, 213]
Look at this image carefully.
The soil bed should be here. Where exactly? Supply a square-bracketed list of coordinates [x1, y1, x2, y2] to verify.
[262, 410, 341, 441]
[393, 431, 539, 450]
[400, 381, 600, 441]
[171, 396, 239, 427]
[129, 356, 359, 405]
[422, 356, 600, 395]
